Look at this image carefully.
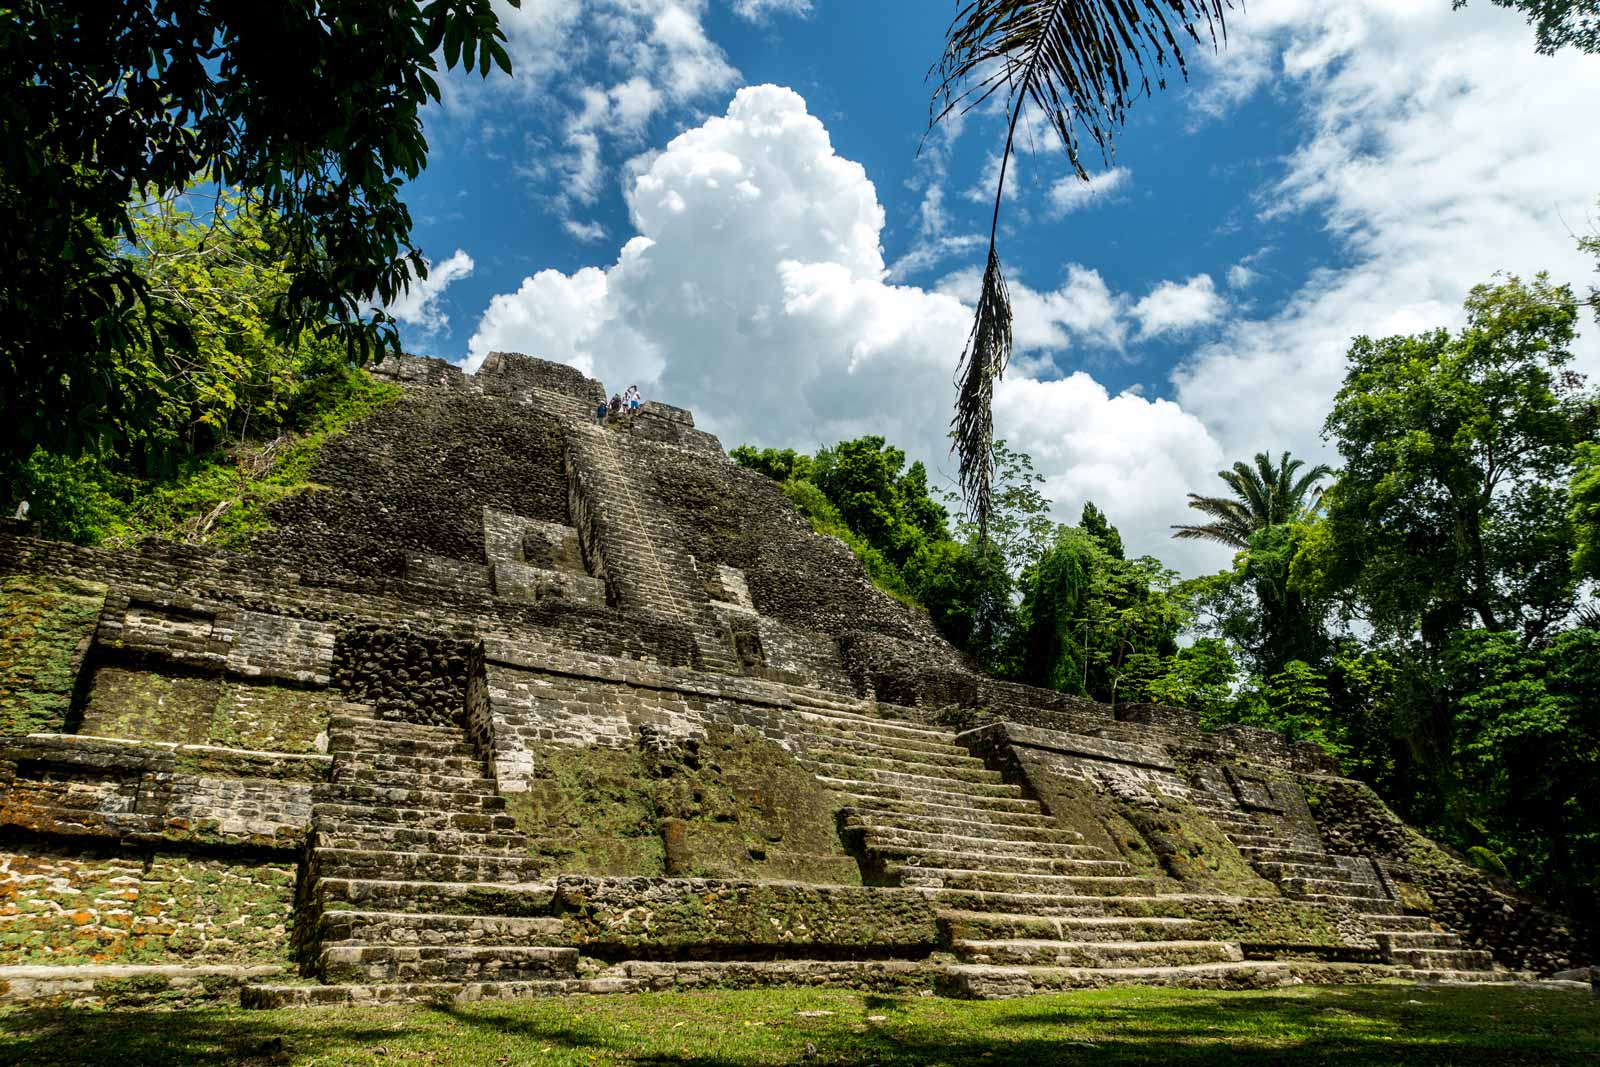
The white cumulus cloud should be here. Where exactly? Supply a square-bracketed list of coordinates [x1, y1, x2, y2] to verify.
[1133, 275, 1226, 338]
[383, 250, 475, 336]
[731, 0, 812, 22]
[469, 86, 1222, 567]
[1172, 0, 1600, 475]
[1048, 166, 1131, 216]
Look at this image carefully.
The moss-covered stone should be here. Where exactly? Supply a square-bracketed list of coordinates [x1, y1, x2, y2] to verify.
[77, 666, 220, 744]
[504, 744, 666, 877]
[1303, 774, 1580, 973]
[208, 681, 337, 754]
[646, 726, 860, 885]
[553, 876, 936, 957]
[0, 575, 106, 736]
[505, 729, 860, 885]
[1121, 797, 1276, 897]
[0, 844, 295, 966]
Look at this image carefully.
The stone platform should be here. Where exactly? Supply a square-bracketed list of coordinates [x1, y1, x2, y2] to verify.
[0, 352, 1584, 1007]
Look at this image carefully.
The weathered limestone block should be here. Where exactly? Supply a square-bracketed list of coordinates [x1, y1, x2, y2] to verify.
[0, 574, 106, 736]
[0, 735, 319, 849]
[552, 876, 937, 957]
[491, 560, 605, 606]
[1304, 774, 1581, 973]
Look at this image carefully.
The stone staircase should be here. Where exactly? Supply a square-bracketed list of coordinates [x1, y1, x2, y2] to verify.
[1188, 791, 1502, 983]
[786, 689, 1321, 997]
[567, 424, 741, 674]
[243, 705, 582, 1007]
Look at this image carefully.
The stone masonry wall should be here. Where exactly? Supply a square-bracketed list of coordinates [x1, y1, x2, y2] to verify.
[0, 842, 294, 966]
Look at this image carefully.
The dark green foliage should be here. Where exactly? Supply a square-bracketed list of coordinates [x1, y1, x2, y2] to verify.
[1572, 442, 1600, 582]
[1014, 526, 1187, 704]
[1454, 0, 1600, 54]
[1441, 627, 1600, 919]
[0, 0, 515, 475]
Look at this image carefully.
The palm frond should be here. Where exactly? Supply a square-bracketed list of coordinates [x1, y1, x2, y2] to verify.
[933, 0, 1229, 536]
[1173, 449, 1337, 548]
[953, 245, 1013, 538]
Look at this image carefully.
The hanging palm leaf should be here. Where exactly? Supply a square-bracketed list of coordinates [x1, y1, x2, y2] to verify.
[932, 0, 1230, 537]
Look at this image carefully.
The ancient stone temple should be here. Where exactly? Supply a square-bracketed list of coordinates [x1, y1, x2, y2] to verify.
[0, 352, 1581, 1008]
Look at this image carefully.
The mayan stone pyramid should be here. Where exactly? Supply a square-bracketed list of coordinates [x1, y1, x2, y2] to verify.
[0, 352, 1580, 1008]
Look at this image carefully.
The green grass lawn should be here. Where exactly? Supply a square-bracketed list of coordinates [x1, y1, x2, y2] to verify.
[2, 984, 1596, 1066]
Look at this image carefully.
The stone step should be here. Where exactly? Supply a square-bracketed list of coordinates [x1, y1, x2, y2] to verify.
[786, 690, 877, 714]
[318, 910, 565, 948]
[801, 723, 974, 760]
[804, 748, 998, 784]
[1238, 846, 1334, 867]
[845, 805, 1073, 840]
[869, 844, 1131, 878]
[315, 878, 555, 916]
[888, 866, 1159, 897]
[1387, 947, 1496, 970]
[1229, 831, 1326, 851]
[791, 709, 953, 744]
[1391, 967, 1516, 984]
[806, 734, 980, 768]
[953, 939, 1245, 969]
[235, 980, 602, 1011]
[928, 890, 1243, 920]
[333, 751, 487, 776]
[311, 823, 528, 855]
[855, 825, 1099, 859]
[1281, 876, 1387, 900]
[1376, 931, 1461, 951]
[312, 848, 543, 884]
[1303, 894, 1406, 915]
[320, 944, 578, 983]
[938, 911, 1203, 944]
[318, 783, 506, 811]
[330, 731, 479, 761]
[816, 778, 1040, 813]
[1363, 915, 1438, 933]
[809, 763, 1021, 798]
[1252, 860, 1348, 881]
[311, 803, 520, 834]
[328, 714, 469, 745]
[333, 767, 499, 793]
[939, 960, 1305, 998]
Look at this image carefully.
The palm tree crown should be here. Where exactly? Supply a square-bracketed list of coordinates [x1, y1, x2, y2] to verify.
[1172, 451, 1334, 550]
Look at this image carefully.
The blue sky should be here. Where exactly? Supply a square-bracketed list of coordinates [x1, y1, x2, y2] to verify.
[382, 1, 1600, 575]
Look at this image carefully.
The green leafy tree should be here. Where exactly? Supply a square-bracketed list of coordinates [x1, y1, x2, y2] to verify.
[1080, 501, 1125, 560]
[812, 437, 950, 568]
[10, 190, 394, 544]
[928, 0, 1228, 533]
[1172, 453, 1334, 678]
[1453, 0, 1600, 54]
[1, 0, 517, 477]
[1572, 442, 1600, 584]
[1443, 627, 1600, 916]
[1017, 521, 1187, 704]
[729, 446, 814, 484]
[952, 439, 1057, 577]
[1315, 273, 1595, 647]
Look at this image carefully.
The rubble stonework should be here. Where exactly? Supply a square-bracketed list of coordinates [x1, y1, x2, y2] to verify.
[0, 351, 1584, 1008]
